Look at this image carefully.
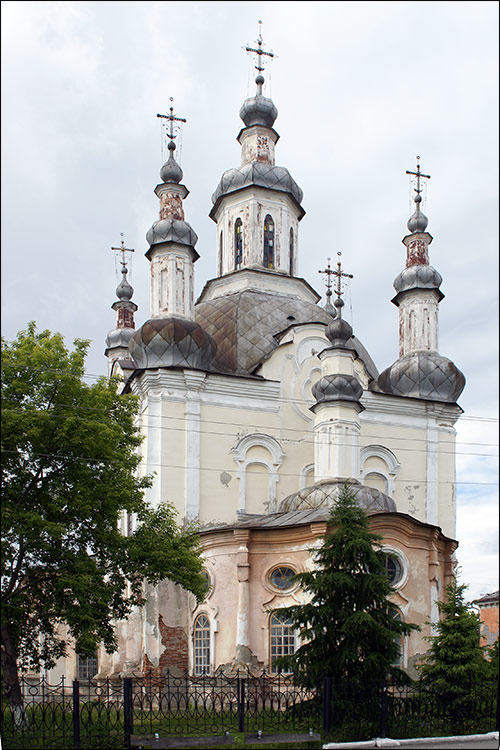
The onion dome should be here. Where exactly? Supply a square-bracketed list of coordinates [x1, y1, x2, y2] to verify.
[239, 85, 278, 129]
[146, 219, 198, 250]
[211, 162, 303, 211]
[407, 190, 428, 233]
[393, 264, 443, 296]
[129, 317, 217, 370]
[312, 374, 363, 406]
[377, 351, 465, 403]
[279, 478, 396, 514]
[105, 326, 135, 351]
[116, 264, 134, 301]
[325, 298, 353, 345]
[160, 141, 183, 184]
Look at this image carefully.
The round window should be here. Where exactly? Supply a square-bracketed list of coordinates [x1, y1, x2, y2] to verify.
[269, 566, 296, 590]
[384, 554, 403, 586]
[200, 569, 211, 597]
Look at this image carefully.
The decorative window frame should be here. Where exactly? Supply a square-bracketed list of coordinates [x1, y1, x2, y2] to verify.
[268, 610, 298, 674]
[360, 445, 400, 497]
[231, 434, 284, 514]
[300, 463, 315, 489]
[264, 563, 300, 595]
[380, 546, 409, 591]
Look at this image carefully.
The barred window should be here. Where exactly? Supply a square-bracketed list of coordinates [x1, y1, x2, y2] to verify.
[193, 614, 210, 675]
[77, 653, 98, 680]
[263, 215, 274, 269]
[269, 613, 295, 673]
[234, 219, 243, 269]
[269, 565, 295, 591]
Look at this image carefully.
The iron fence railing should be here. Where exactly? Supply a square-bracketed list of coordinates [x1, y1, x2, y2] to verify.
[1, 670, 497, 749]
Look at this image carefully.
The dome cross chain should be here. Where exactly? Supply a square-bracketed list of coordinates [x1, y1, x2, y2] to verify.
[111, 233, 135, 273]
[319, 252, 353, 303]
[157, 98, 187, 143]
[406, 156, 431, 199]
[245, 20, 275, 75]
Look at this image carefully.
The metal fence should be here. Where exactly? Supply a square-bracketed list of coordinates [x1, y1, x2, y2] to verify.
[1, 671, 498, 749]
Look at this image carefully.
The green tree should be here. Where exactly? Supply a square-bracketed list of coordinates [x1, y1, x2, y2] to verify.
[418, 580, 491, 708]
[274, 484, 418, 687]
[1, 323, 207, 711]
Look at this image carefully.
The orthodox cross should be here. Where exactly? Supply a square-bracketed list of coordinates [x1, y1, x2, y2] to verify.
[157, 97, 186, 141]
[320, 252, 353, 300]
[319, 257, 335, 306]
[245, 20, 275, 73]
[406, 155, 431, 196]
[111, 233, 134, 271]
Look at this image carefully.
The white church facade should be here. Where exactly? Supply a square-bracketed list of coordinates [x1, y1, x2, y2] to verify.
[64, 37, 465, 682]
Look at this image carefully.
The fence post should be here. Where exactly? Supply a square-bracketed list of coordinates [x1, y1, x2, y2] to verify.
[322, 677, 332, 737]
[124, 677, 133, 750]
[237, 675, 245, 733]
[380, 677, 388, 738]
[72, 680, 80, 750]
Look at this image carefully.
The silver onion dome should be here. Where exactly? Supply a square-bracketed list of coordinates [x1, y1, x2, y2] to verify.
[393, 264, 443, 296]
[377, 350, 465, 403]
[239, 91, 278, 129]
[407, 194, 428, 233]
[312, 374, 363, 406]
[160, 141, 183, 184]
[129, 317, 217, 371]
[146, 218, 198, 250]
[116, 266, 134, 301]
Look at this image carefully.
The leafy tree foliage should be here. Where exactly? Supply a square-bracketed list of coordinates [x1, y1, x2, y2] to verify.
[418, 580, 492, 707]
[1, 323, 207, 707]
[274, 484, 418, 687]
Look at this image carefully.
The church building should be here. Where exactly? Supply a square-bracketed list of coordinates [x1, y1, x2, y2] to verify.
[79, 33, 465, 682]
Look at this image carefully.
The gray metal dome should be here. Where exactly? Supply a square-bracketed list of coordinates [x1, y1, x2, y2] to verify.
[129, 317, 217, 371]
[159, 152, 183, 184]
[116, 267, 134, 301]
[407, 208, 429, 234]
[312, 374, 363, 406]
[325, 316, 353, 345]
[105, 326, 135, 351]
[211, 162, 303, 211]
[377, 350, 465, 403]
[279, 478, 397, 514]
[393, 264, 443, 296]
[146, 218, 198, 250]
[239, 94, 278, 129]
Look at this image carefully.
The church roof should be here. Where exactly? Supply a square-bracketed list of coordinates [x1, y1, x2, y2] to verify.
[194, 288, 379, 378]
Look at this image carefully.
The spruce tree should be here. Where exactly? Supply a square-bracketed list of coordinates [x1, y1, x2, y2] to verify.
[273, 483, 418, 687]
[418, 580, 490, 708]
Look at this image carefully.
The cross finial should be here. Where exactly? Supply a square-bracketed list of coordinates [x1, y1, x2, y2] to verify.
[245, 20, 275, 79]
[406, 155, 431, 197]
[319, 257, 335, 305]
[157, 97, 187, 143]
[111, 232, 135, 271]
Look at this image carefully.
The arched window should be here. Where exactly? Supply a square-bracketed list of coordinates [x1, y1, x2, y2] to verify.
[234, 219, 243, 270]
[263, 215, 274, 269]
[289, 227, 294, 275]
[193, 614, 210, 675]
[269, 613, 295, 673]
[218, 231, 223, 276]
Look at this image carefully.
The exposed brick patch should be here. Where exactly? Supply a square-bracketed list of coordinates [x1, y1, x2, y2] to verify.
[141, 615, 189, 681]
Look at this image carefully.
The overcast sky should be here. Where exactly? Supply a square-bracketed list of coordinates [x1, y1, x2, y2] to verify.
[2, 1, 498, 603]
